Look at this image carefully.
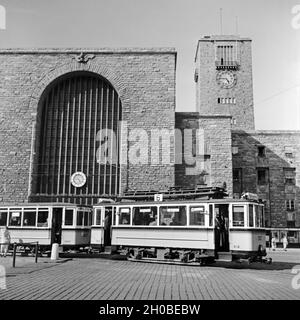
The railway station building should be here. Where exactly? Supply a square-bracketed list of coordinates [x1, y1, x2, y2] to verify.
[0, 35, 299, 243]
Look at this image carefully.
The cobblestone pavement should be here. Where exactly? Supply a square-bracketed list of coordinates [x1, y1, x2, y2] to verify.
[267, 248, 300, 263]
[1, 255, 300, 300]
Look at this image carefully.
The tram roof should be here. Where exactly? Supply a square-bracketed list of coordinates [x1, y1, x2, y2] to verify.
[0, 202, 92, 208]
[93, 198, 262, 207]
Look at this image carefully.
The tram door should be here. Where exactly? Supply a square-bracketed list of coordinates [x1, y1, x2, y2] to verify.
[104, 207, 112, 246]
[214, 204, 229, 252]
[51, 208, 63, 244]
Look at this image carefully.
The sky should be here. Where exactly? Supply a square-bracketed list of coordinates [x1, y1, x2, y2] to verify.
[0, 0, 299, 130]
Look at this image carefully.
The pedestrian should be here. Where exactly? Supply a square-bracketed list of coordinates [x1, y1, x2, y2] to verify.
[282, 234, 288, 251]
[271, 236, 276, 251]
[0, 227, 11, 257]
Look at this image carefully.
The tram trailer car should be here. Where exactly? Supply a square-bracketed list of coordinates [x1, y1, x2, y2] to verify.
[0, 203, 93, 253]
[92, 199, 267, 263]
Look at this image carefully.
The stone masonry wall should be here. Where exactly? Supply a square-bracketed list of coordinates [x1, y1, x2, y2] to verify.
[175, 112, 233, 196]
[232, 130, 300, 228]
[0, 48, 176, 203]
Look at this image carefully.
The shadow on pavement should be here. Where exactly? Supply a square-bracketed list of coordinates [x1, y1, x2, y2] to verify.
[209, 260, 299, 271]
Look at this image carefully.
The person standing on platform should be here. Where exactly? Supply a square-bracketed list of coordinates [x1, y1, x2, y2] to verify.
[282, 234, 288, 251]
[0, 227, 11, 257]
[271, 236, 276, 251]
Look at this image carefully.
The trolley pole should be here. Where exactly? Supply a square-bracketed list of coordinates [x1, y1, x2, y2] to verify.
[12, 243, 17, 268]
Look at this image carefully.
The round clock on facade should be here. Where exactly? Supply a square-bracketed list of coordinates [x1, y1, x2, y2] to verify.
[70, 172, 87, 188]
[216, 70, 237, 89]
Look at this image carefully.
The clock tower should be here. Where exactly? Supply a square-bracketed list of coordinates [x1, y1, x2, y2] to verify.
[195, 35, 255, 130]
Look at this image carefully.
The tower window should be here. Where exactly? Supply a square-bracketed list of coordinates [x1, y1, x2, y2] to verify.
[218, 97, 236, 104]
[215, 45, 239, 69]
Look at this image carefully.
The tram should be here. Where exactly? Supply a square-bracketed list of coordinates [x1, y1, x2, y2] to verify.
[0, 203, 92, 252]
[91, 188, 268, 264]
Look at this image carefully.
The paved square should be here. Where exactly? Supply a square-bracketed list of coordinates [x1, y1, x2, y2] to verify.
[1, 251, 300, 300]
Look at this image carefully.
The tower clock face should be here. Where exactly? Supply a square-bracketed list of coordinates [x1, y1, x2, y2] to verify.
[216, 71, 237, 89]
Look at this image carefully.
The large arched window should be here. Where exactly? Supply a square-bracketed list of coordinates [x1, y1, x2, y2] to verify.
[34, 72, 122, 204]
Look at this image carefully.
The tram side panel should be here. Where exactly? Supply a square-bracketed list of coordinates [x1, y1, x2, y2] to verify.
[90, 226, 104, 248]
[61, 228, 91, 248]
[111, 227, 215, 251]
[8, 228, 52, 246]
[229, 229, 266, 256]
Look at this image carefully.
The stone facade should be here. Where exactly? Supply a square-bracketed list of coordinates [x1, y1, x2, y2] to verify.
[0, 48, 176, 203]
[175, 113, 233, 195]
[0, 39, 299, 237]
[232, 131, 300, 229]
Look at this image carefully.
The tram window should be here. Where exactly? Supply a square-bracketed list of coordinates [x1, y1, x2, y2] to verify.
[287, 231, 296, 238]
[257, 206, 264, 227]
[0, 210, 8, 226]
[248, 205, 254, 227]
[65, 209, 74, 226]
[159, 206, 187, 226]
[9, 210, 22, 226]
[209, 205, 213, 227]
[95, 209, 102, 225]
[91, 211, 94, 226]
[232, 206, 245, 227]
[84, 212, 89, 226]
[37, 210, 49, 227]
[112, 207, 117, 226]
[189, 206, 205, 226]
[77, 211, 84, 226]
[132, 207, 157, 226]
[23, 209, 37, 226]
[119, 208, 131, 225]
[254, 205, 258, 227]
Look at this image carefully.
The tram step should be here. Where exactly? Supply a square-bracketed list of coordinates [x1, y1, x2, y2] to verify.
[217, 252, 232, 262]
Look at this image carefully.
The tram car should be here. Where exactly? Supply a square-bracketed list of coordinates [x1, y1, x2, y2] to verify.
[0, 203, 92, 252]
[91, 188, 268, 264]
